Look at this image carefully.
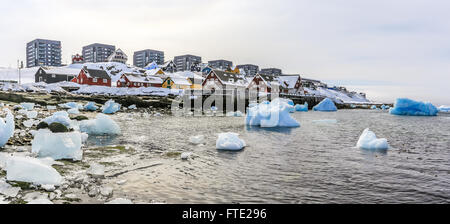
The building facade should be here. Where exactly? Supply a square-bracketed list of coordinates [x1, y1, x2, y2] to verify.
[35, 67, 80, 84]
[82, 43, 116, 63]
[208, 60, 233, 70]
[236, 64, 259, 77]
[106, 49, 128, 64]
[260, 68, 282, 76]
[26, 39, 62, 68]
[133, 49, 164, 67]
[174, 54, 202, 72]
[72, 67, 111, 87]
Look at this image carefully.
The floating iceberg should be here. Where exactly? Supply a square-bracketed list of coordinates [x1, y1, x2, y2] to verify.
[20, 102, 35, 111]
[389, 98, 438, 116]
[295, 102, 308, 112]
[313, 98, 337, 112]
[83, 102, 98, 111]
[381, 105, 390, 110]
[246, 98, 300, 128]
[31, 129, 83, 161]
[438, 105, 450, 113]
[371, 105, 377, 110]
[79, 114, 121, 135]
[357, 128, 389, 150]
[43, 111, 72, 127]
[6, 156, 62, 186]
[67, 108, 80, 115]
[0, 109, 14, 147]
[216, 133, 246, 151]
[102, 100, 121, 114]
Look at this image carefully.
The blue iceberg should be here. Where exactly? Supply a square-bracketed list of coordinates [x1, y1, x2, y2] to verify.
[79, 114, 121, 135]
[357, 128, 389, 150]
[43, 111, 72, 127]
[438, 105, 450, 113]
[102, 100, 121, 114]
[60, 102, 82, 109]
[371, 105, 377, 110]
[20, 103, 35, 111]
[389, 98, 438, 116]
[381, 105, 390, 110]
[216, 133, 246, 151]
[246, 98, 300, 128]
[295, 102, 308, 112]
[84, 102, 99, 111]
[313, 98, 337, 112]
[0, 109, 15, 147]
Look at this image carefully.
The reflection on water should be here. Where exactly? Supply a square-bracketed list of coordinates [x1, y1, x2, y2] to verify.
[109, 110, 450, 204]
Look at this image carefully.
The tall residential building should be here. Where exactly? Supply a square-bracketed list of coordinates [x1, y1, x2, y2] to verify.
[26, 39, 62, 68]
[236, 64, 259, 77]
[133, 49, 164, 68]
[174, 54, 202, 71]
[260, 68, 282, 76]
[82, 43, 116, 63]
[208, 60, 233, 70]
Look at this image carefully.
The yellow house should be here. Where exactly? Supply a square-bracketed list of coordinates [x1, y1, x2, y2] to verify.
[162, 76, 192, 89]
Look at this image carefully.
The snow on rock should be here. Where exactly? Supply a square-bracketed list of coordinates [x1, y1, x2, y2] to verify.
[106, 198, 133, 204]
[0, 109, 15, 147]
[102, 100, 121, 114]
[216, 132, 246, 151]
[313, 98, 338, 112]
[189, 135, 205, 145]
[20, 103, 35, 111]
[295, 102, 308, 112]
[6, 156, 63, 186]
[357, 128, 389, 150]
[389, 98, 438, 116]
[79, 114, 121, 135]
[43, 111, 72, 127]
[84, 102, 99, 111]
[246, 98, 300, 128]
[438, 105, 450, 113]
[31, 129, 83, 161]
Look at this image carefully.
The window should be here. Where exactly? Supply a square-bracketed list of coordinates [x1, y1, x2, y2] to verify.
[52, 74, 56, 78]
[39, 77, 42, 82]
[93, 78, 97, 83]
[103, 79, 107, 83]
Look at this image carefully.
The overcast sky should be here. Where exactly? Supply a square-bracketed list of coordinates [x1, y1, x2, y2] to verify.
[0, 0, 449, 104]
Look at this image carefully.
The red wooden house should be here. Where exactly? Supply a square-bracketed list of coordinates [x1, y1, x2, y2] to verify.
[117, 73, 163, 88]
[247, 73, 289, 93]
[71, 67, 111, 87]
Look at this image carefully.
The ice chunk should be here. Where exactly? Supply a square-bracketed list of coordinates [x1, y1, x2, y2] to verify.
[31, 129, 83, 161]
[23, 119, 38, 128]
[216, 132, 246, 151]
[0, 179, 21, 198]
[43, 111, 71, 127]
[295, 102, 308, 112]
[357, 128, 389, 150]
[313, 98, 337, 112]
[381, 105, 390, 110]
[59, 102, 82, 109]
[67, 108, 80, 115]
[189, 135, 204, 145]
[438, 105, 450, 113]
[84, 102, 99, 111]
[20, 102, 35, 111]
[389, 98, 438, 116]
[0, 109, 15, 147]
[246, 98, 300, 128]
[181, 152, 192, 160]
[79, 114, 121, 135]
[26, 111, 38, 119]
[371, 105, 377, 110]
[106, 198, 133, 204]
[6, 156, 63, 186]
[46, 105, 57, 110]
[87, 163, 105, 178]
[102, 100, 121, 114]
[0, 103, 3, 108]
[128, 104, 137, 110]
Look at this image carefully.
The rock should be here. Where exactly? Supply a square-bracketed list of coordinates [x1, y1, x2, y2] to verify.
[48, 122, 69, 133]
[100, 186, 113, 197]
[116, 180, 127, 185]
[41, 184, 55, 192]
[73, 115, 89, 121]
[88, 187, 99, 197]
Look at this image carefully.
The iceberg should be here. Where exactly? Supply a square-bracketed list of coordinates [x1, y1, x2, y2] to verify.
[20, 102, 35, 111]
[181, 152, 192, 160]
[389, 98, 438, 116]
[189, 135, 205, 145]
[0, 179, 21, 198]
[87, 163, 105, 178]
[84, 102, 99, 111]
[295, 102, 308, 112]
[371, 105, 377, 110]
[26, 111, 38, 119]
[46, 105, 57, 110]
[0, 109, 14, 147]
[79, 114, 121, 135]
[67, 108, 80, 115]
[6, 156, 63, 186]
[313, 98, 337, 112]
[438, 105, 450, 113]
[216, 133, 246, 151]
[381, 105, 390, 110]
[128, 104, 137, 110]
[246, 98, 300, 128]
[31, 129, 83, 161]
[357, 128, 389, 150]
[43, 111, 72, 127]
[59, 102, 82, 109]
[102, 100, 121, 114]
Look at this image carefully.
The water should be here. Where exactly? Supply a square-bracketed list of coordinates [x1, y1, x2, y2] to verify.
[97, 110, 450, 204]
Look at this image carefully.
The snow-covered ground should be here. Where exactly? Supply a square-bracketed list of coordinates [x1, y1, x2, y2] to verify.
[304, 87, 369, 104]
[0, 67, 39, 84]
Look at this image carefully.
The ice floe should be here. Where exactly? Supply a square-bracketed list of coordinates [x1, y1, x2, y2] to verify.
[31, 129, 83, 161]
[438, 105, 450, 113]
[216, 132, 246, 151]
[84, 102, 99, 111]
[189, 135, 205, 145]
[5, 156, 63, 186]
[0, 109, 15, 147]
[43, 111, 72, 127]
[102, 100, 121, 114]
[246, 98, 300, 128]
[357, 128, 389, 150]
[295, 102, 308, 112]
[20, 102, 35, 111]
[313, 98, 337, 112]
[67, 108, 80, 115]
[79, 114, 121, 135]
[389, 98, 438, 116]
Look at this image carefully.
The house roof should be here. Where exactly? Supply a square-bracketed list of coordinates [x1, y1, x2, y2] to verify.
[212, 70, 247, 86]
[278, 75, 300, 89]
[145, 68, 163, 76]
[44, 67, 81, 76]
[84, 68, 110, 79]
[167, 76, 191, 86]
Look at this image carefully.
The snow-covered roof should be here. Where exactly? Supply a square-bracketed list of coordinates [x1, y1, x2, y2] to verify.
[212, 70, 248, 87]
[278, 75, 300, 89]
[168, 76, 192, 86]
[45, 67, 81, 76]
[145, 68, 164, 76]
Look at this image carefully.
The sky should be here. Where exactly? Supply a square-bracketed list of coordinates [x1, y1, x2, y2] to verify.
[0, 0, 449, 105]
